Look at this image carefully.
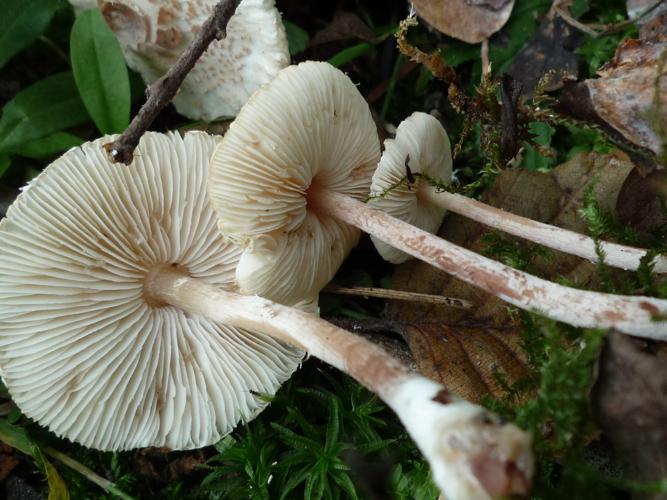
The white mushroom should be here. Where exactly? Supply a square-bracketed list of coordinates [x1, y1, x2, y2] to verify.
[208, 61, 667, 339]
[98, 0, 289, 120]
[209, 60, 380, 305]
[0, 132, 303, 451]
[0, 132, 534, 498]
[369, 111, 451, 263]
[369, 112, 667, 272]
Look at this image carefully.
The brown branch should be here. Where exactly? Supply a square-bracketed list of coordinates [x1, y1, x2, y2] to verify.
[105, 0, 243, 165]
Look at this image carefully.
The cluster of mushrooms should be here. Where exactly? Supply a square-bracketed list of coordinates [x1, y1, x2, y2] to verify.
[2, 1, 666, 499]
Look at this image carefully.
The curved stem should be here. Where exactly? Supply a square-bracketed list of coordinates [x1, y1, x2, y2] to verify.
[44, 448, 134, 500]
[146, 266, 533, 499]
[422, 186, 667, 273]
[314, 190, 667, 339]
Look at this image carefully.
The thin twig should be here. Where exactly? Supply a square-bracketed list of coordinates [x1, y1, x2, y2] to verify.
[44, 447, 135, 500]
[322, 285, 473, 309]
[555, 0, 666, 38]
[553, 4, 600, 37]
[481, 39, 490, 79]
[105, 0, 243, 164]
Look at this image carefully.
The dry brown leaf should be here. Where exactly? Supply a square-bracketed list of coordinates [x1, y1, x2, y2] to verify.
[591, 332, 667, 492]
[616, 167, 667, 232]
[411, 0, 515, 44]
[589, 40, 667, 157]
[558, 39, 667, 170]
[311, 11, 377, 46]
[629, 0, 667, 43]
[505, 7, 583, 98]
[387, 152, 634, 402]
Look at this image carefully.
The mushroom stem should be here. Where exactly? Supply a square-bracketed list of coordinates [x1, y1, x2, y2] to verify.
[312, 189, 667, 339]
[146, 265, 534, 499]
[421, 185, 667, 273]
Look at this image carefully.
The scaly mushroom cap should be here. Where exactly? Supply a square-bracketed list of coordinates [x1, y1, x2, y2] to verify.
[208, 61, 381, 305]
[0, 132, 303, 451]
[368, 112, 452, 264]
[99, 0, 289, 120]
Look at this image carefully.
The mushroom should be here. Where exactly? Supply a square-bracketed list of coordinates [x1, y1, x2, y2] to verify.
[0, 131, 534, 498]
[0, 131, 303, 451]
[208, 61, 667, 339]
[369, 111, 667, 272]
[97, 0, 289, 120]
[209, 60, 380, 306]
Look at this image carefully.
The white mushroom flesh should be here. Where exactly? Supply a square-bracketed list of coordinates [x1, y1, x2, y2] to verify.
[0, 132, 303, 451]
[209, 61, 381, 305]
[369, 112, 452, 264]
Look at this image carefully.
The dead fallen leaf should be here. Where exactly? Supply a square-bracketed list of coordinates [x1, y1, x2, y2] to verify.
[558, 39, 667, 170]
[627, 0, 666, 25]
[311, 11, 377, 46]
[616, 167, 667, 233]
[505, 7, 583, 98]
[589, 40, 667, 156]
[387, 152, 634, 402]
[134, 447, 208, 483]
[639, 12, 667, 42]
[591, 332, 667, 493]
[411, 0, 516, 44]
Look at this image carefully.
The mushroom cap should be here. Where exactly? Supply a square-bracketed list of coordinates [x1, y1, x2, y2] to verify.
[208, 61, 381, 305]
[99, 0, 290, 120]
[368, 112, 452, 264]
[0, 132, 303, 451]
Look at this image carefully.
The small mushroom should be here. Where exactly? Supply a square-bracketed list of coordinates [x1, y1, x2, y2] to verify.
[97, 0, 290, 120]
[209, 60, 380, 306]
[208, 61, 667, 339]
[369, 111, 667, 272]
[0, 132, 533, 498]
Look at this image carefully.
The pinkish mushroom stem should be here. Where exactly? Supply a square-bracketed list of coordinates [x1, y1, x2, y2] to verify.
[420, 186, 667, 273]
[310, 189, 667, 339]
[145, 264, 533, 499]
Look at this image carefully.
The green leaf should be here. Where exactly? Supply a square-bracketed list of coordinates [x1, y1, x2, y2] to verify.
[0, 419, 70, 500]
[521, 121, 556, 171]
[0, 155, 9, 179]
[0, 72, 89, 153]
[70, 9, 130, 133]
[0, 0, 58, 70]
[328, 43, 373, 67]
[9, 132, 84, 158]
[283, 20, 309, 55]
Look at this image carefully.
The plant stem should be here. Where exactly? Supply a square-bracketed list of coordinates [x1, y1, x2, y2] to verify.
[105, 0, 243, 164]
[421, 186, 667, 273]
[322, 285, 472, 308]
[44, 447, 134, 500]
[145, 265, 533, 499]
[313, 189, 667, 339]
